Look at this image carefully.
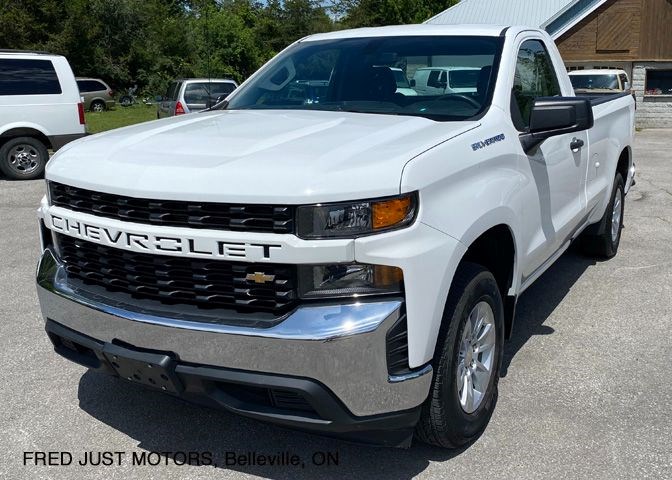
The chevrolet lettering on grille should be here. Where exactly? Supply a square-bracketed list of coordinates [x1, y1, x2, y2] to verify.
[47, 211, 282, 262]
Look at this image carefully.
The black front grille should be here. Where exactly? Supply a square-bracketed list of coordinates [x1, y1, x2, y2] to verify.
[49, 182, 295, 234]
[56, 234, 297, 314]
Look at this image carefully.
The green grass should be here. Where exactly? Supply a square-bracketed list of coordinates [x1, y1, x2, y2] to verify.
[85, 104, 157, 134]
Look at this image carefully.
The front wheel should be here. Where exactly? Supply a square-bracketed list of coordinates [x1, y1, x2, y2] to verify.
[0, 136, 49, 180]
[416, 262, 504, 448]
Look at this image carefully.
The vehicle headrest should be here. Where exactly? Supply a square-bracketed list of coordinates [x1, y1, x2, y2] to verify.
[342, 66, 397, 101]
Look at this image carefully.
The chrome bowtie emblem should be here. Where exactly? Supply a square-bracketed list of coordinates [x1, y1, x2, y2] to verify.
[246, 272, 276, 284]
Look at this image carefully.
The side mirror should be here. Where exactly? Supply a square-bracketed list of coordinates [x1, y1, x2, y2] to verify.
[519, 97, 594, 153]
[624, 81, 631, 90]
[410, 79, 416, 87]
[155, 95, 164, 102]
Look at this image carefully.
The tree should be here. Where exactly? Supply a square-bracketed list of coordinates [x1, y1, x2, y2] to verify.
[331, 0, 458, 28]
[0, 0, 456, 94]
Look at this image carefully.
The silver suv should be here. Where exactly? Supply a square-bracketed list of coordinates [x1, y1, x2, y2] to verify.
[157, 78, 238, 118]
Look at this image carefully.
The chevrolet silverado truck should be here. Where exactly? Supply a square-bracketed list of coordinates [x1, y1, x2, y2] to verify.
[36, 25, 636, 448]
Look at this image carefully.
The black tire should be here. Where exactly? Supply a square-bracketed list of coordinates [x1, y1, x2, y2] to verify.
[0, 136, 49, 180]
[90, 100, 106, 112]
[416, 262, 504, 448]
[581, 173, 625, 258]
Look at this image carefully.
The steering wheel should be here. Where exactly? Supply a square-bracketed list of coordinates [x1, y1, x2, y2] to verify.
[434, 94, 481, 108]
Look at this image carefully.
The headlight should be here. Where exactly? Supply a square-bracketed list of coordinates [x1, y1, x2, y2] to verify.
[298, 264, 403, 299]
[296, 193, 417, 239]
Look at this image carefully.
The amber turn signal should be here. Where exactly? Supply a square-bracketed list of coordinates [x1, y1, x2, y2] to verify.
[373, 265, 404, 287]
[372, 195, 414, 229]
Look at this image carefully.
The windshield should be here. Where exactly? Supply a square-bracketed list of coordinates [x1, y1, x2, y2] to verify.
[570, 74, 620, 90]
[226, 36, 503, 121]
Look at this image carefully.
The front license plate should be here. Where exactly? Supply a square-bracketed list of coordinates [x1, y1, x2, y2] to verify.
[102, 343, 183, 393]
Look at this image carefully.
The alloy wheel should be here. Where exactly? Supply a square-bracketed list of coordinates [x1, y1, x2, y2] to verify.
[611, 187, 623, 243]
[456, 301, 496, 414]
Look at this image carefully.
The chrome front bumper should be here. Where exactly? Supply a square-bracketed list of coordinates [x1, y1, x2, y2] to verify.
[36, 248, 432, 417]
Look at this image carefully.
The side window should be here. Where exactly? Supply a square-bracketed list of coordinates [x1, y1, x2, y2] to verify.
[79, 80, 103, 92]
[511, 40, 561, 130]
[427, 70, 441, 88]
[619, 74, 628, 89]
[165, 82, 180, 100]
[0, 59, 62, 95]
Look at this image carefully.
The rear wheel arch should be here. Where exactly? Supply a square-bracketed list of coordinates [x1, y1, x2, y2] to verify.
[616, 146, 631, 186]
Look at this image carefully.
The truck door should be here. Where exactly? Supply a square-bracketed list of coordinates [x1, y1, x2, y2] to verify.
[511, 39, 589, 276]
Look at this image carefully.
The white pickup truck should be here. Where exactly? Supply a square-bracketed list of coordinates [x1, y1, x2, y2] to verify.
[36, 25, 635, 448]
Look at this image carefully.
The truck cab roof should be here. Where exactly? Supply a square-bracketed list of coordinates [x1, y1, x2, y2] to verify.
[303, 24, 511, 42]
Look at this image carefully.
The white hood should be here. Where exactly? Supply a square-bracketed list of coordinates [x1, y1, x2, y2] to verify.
[47, 109, 479, 204]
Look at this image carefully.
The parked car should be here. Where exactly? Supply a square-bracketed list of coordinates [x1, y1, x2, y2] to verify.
[0, 50, 85, 180]
[156, 78, 238, 118]
[76, 77, 115, 112]
[37, 26, 635, 449]
[569, 69, 631, 94]
[412, 66, 481, 95]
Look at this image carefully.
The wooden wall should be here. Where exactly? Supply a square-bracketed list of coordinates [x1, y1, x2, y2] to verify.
[556, 0, 672, 62]
[640, 0, 672, 59]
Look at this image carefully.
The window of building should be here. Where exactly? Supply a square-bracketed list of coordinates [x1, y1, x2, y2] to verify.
[567, 66, 585, 72]
[645, 70, 672, 96]
[0, 59, 62, 95]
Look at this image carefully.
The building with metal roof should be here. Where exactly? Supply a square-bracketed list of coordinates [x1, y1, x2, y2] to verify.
[426, 0, 672, 128]
[425, 0, 609, 39]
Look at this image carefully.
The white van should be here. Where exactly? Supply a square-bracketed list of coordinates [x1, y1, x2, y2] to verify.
[0, 50, 86, 180]
[412, 66, 481, 95]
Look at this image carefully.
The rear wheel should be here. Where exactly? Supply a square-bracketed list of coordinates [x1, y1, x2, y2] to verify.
[90, 100, 105, 112]
[416, 262, 504, 448]
[581, 173, 625, 258]
[0, 136, 49, 180]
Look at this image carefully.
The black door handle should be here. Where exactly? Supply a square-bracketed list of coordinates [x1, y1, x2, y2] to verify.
[570, 138, 584, 151]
